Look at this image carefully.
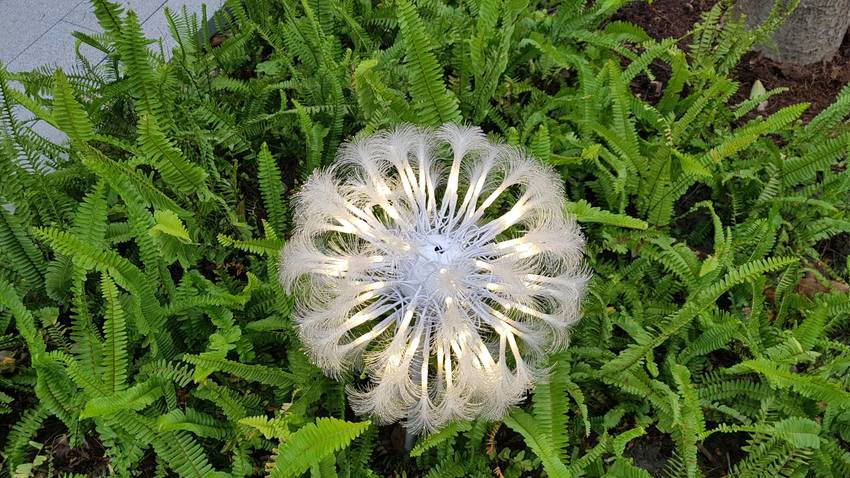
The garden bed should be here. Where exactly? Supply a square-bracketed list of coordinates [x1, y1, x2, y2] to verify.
[1, 0, 849, 476]
[615, 0, 850, 120]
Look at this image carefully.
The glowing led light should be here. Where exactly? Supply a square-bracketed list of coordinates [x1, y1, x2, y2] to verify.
[280, 124, 589, 434]
[502, 205, 525, 226]
[444, 353, 454, 388]
[387, 353, 402, 368]
[355, 291, 377, 304]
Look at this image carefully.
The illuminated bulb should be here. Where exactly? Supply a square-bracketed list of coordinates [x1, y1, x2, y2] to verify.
[502, 205, 525, 227]
[280, 124, 589, 434]
[387, 353, 402, 369]
[365, 281, 385, 290]
[376, 182, 392, 198]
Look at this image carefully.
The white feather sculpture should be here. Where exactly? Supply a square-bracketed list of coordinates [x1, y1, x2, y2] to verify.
[280, 124, 589, 433]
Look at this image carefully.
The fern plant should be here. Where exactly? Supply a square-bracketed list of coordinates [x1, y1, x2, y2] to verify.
[0, 0, 848, 476]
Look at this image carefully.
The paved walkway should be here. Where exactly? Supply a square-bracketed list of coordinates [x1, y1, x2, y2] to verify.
[1, 0, 223, 144]
[0, 0, 222, 72]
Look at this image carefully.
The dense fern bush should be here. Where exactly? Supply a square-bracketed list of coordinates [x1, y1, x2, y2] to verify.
[0, 0, 848, 476]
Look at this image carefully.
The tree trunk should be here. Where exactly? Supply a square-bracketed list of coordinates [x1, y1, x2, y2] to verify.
[737, 0, 850, 65]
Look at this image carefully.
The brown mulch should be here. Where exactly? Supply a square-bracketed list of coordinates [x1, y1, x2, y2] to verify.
[613, 0, 850, 121]
[736, 39, 850, 121]
[613, 0, 718, 45]
[614, 0, 850, 277]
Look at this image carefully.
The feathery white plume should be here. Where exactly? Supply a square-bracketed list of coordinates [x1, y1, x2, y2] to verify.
[280, 124, 589, 433]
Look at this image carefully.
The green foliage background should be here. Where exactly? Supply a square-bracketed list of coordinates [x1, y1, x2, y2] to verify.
[0, 0, 849, 476]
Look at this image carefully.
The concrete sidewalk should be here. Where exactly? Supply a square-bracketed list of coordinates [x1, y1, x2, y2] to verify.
[1, 0, 223, 144]
[0, 0, 223, 72]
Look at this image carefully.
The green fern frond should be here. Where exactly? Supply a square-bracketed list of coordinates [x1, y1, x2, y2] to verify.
[697, 374, 774, 403]
[292, 99, 329, 175]
[2, 403, 49, 473]
[137, 115, 208, 196]
[101, 273, 128, 392]
[52, 69, 94, 144]
[611, 427, 647, 458]
[802, 82, 850, 139]
[117, 11, 166, 121]
[733, 86, 789, 119]
[257, 142, 288, 237]
[422, 455, 467, 478]
[163, 294, 247, 317]
[157, 408, 228, 439]
[192, 380, 256, 421]
[0, 278, 44, 355]
[607, 458, 653, 478]
[792, 305, 827, 351]
[504, 409, 569, 478]
[395, 0, 461, 126]
[671, 77, 735, 143]
[0, 207, 46, 289]
[34, 356, 84, 429]
[532, 358, 570, 460]
[139, 359, 194, 387]
[80, 378, 165, 418]
[670, 363, 703, 478]
[0, 136, 29, 222]
[410, 421, 473, 457]
[239, 414, 290, 439]
[565, 431, 612, 473]
[154, 429, 219, 477]
[79, 146, 189, 216]
[183, 354, 294, 389]
[565, 199, 648, 229]
[678, 320, 741, 363]
[90, 0, 126, 36]
[644, 240, 698, 287]
[728, 358, 850, 408]
[602, 256, 798, 374]
[217, 233, 283, 256]
[781, 131, 850, 187]
[530, 123, 551, 163]
[33, 228, 149, 306]
[703, 417, 822, 450]
[269, 418, 371, 478]
[706, 104, 807, 164]
[32, 227, 173, 357]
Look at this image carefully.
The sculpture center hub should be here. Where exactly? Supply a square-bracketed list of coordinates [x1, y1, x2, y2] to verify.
[401, 233, 470, 300]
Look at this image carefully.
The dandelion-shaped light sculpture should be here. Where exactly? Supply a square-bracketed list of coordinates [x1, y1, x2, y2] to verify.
[280, 124, 588, 433]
